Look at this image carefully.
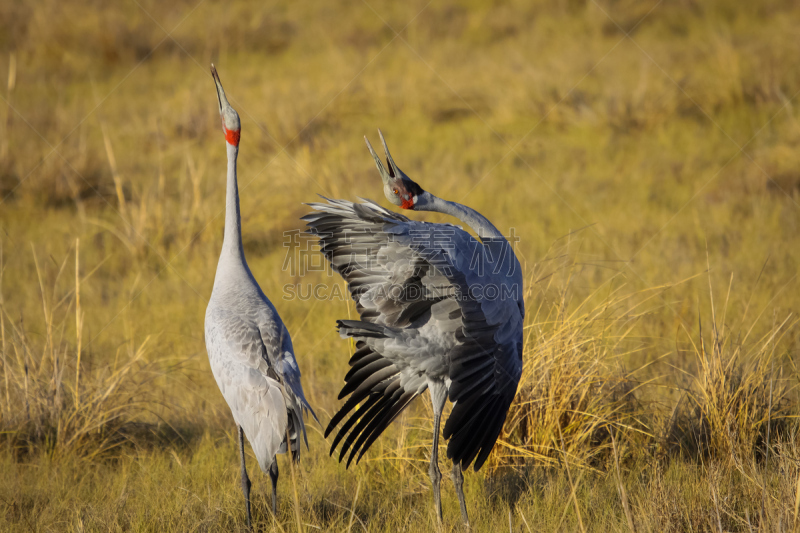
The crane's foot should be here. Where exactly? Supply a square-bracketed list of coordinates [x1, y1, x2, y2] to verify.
[452, 462, 470, 527]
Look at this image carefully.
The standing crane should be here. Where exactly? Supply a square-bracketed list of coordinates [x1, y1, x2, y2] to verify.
[303, 131, 524, 526]
[204, 65, 315, 529]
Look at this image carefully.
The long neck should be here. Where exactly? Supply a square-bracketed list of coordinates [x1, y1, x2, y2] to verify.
[420, 192, 522, 289]
[420, 193, 505, 241]
[221, 142, 245, 261]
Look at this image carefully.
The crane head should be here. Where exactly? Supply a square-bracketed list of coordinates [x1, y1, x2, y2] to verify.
[210, 64, 241, 147]
[364, 129, 424, 210]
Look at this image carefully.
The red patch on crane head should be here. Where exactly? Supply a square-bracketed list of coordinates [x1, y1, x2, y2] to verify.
[225, 127, 240, 147]
[400, 197, 415, 209]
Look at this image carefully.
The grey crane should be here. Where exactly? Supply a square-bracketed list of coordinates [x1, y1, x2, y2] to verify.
[303, 131, 524, 526]
[204, 65, 315, 529]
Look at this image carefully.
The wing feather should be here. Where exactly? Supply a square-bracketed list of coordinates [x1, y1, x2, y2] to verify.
[306, 198, 523, 470]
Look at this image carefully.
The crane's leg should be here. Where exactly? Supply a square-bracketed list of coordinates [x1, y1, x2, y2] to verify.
[451, 462, 470, 526]
[268, 458, 279, 515]
[238, 426, 252, 530]
[429, 384, 448, 526]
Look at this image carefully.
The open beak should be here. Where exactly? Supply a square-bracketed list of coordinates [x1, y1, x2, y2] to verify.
[364, 129, 406, 186]
[210, 63, 229, 114]
[364, 134, 391, 186]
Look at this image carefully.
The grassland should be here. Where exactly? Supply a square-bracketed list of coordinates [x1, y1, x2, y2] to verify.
[1, 0, 800, 531]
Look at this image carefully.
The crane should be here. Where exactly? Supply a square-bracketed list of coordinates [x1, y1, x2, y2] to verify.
[204, 64, 315, 529]
[303, 130, 524, 526]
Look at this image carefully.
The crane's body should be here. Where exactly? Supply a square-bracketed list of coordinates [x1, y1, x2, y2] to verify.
[304, 132, 524, 525]
[204, 65, 313, 528]
[205, 237, 309, 471]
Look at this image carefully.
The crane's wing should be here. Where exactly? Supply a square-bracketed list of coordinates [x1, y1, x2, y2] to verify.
[303, 198, 523, 471]
[255, 307, 318, 452]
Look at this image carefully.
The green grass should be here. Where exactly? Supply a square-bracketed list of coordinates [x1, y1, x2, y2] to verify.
[1, 0, 800, 530]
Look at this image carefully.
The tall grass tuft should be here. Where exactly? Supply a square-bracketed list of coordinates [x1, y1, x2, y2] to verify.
[492, 269, 654, 472]
[671, 274, 797, 461]
[0, 244, 172, 460]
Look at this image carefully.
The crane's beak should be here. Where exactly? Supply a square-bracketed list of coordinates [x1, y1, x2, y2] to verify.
[210, 63, 230, 114]
[377, 129, 403, 179]
[364, 129, 409, 185]
[364, 134, 392, 186]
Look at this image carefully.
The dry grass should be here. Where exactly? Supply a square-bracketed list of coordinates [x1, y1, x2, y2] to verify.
[669, 272, 798, 461]
[0, 242, 178, 461]
[494, 260, 653, 472]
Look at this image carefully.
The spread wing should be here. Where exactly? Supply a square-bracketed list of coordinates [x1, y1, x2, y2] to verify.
[304, 198, 523, 470]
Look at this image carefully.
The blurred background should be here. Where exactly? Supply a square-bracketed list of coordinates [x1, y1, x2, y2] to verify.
[1, 0, 799, 530]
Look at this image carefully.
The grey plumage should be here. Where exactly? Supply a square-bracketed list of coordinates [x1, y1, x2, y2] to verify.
[305, 198, 522, 469]
[304, 131, 524, 525]
[204, 65, 314, 527]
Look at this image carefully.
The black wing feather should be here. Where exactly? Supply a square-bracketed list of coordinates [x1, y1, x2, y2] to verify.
[307, 199, 523, 471]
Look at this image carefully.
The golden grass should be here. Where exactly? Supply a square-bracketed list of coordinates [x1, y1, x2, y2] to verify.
[493, 261, 653, 472]
[0, 243, 177, 461]
[669, 270, 798, 461]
